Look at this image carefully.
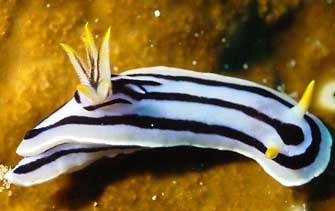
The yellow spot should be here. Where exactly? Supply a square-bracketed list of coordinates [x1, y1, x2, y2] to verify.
[265, 146, 279, 159]
[297, 80, 315, 113]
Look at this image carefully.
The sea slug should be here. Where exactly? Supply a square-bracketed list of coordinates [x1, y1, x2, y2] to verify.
[5, 24, 332, 187]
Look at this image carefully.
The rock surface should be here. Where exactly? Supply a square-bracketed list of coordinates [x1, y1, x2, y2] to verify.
[0, 1, 334, 210]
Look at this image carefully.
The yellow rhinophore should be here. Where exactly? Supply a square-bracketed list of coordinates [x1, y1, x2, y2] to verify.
[291, 80, 315, 118]
[297, 80, 315, 113]
[265, 146, 279, 159]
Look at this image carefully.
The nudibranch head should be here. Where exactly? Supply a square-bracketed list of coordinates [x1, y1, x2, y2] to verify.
[60, 23, 112, 106]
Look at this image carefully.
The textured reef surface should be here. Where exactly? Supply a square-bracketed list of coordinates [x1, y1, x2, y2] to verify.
[0, 0, 334, 210]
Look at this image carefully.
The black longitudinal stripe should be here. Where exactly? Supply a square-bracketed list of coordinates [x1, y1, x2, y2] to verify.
[126, 73, 294, 107]
[73, 78, 160, 105]
[83, 98, 132, 111]
[112, 85, 304, 146]
[13, 146, 138, 174]
[112, 78, 161, 87]
[23, 115, 320, 169]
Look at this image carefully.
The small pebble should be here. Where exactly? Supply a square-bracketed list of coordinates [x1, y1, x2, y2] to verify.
[154, 10, 160, 17]
[287, 59, 296, 68]
[276, 83, 286, 93]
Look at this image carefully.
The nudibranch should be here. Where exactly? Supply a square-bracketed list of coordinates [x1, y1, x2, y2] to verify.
[5, 24, 332, 187]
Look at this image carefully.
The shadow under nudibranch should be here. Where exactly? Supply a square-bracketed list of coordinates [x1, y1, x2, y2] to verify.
[53, 147, 246, 209]
[52, 131, 335, 210]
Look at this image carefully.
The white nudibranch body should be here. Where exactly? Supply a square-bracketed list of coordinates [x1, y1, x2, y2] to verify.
[5, 25, 332, 187]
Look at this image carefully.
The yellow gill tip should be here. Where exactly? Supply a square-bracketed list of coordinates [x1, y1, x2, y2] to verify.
[104, 27, 111, 39]
[265, 146, 279, 159]
[84, 22, 94, 42]
[59, 43, 75, 55]
[297, 80, 315, 113]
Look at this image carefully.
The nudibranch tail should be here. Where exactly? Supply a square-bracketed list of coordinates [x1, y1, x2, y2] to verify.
[60, 23, 112, 105]
[5, 143, 141, 187]
[291, 80, 315, 118]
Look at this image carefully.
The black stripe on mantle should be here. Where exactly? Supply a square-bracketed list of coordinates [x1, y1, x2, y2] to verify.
[23, 114, 320, 170]
[125, 73, 294, 107]
[111, 87, 305, 146]
[13, 146, 139, 174]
